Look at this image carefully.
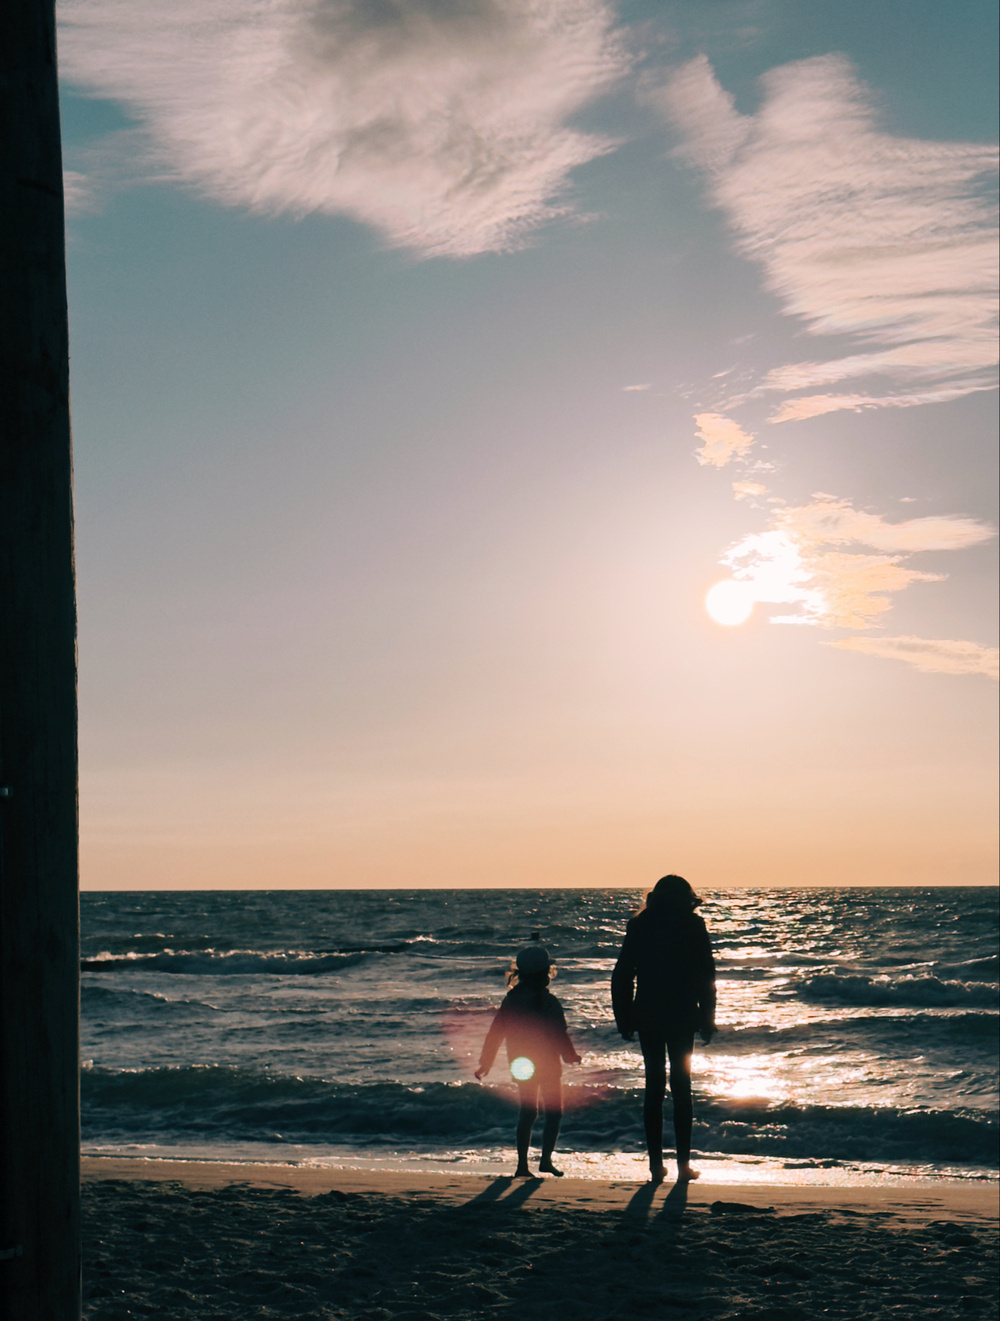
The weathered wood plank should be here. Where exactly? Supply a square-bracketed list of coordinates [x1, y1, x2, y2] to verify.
[0, 2, 81, 1317]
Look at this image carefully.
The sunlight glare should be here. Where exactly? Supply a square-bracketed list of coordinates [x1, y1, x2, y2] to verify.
[706, 579, 754, 626]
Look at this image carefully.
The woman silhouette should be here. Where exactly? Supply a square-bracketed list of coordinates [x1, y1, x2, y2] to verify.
[612, 875, 716, 1184]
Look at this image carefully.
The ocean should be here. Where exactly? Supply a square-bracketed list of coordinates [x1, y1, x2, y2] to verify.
[81, 887, 999, 1183]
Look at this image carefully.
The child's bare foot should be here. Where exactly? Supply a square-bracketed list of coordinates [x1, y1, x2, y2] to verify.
[538, 1159, 564, 1177]
[677, 1164, 700, 1182]
[514, 1165, 532, 1178]
[649, 1166, 666, 1185]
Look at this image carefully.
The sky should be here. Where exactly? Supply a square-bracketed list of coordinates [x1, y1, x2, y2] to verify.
[58, 0, 998, 891]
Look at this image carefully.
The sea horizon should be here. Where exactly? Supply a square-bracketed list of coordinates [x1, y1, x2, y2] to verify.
[79, 882, 1000, 892]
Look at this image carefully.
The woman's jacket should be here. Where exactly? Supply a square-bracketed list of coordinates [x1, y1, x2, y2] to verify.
[611, 907, 716, 1038]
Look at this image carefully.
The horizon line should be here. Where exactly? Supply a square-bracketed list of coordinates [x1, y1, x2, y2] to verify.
[79, 881, 1000, 893]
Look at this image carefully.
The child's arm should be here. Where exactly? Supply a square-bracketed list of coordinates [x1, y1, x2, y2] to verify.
[561, 1033, 582, 1065]
[554, 1001, 582, 1065]
[475, 1004, 507, 1079]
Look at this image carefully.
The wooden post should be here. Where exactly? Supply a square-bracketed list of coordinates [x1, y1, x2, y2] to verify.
[0, 1, 81, 1318]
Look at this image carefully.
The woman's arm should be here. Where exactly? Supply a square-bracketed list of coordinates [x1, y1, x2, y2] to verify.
[696, 920, 717, 1041]
[610, 927, 638, 1039]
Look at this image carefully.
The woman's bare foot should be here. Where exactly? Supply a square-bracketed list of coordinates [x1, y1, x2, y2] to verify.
[677, 1163, 700, 1182]
[649, 1166, 666, 1185]
[538, 1159, 564, 1177]
[513, 1165, 532, 1178]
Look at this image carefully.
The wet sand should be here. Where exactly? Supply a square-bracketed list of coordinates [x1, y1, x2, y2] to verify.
[82, 1158, 998, 1319]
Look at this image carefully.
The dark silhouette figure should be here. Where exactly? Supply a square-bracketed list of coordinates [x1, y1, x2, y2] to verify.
[476, 942, 582, 1177]
[612, 875, 716, 1184]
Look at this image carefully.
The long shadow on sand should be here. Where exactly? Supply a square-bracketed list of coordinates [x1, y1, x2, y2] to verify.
[467, 1176, 545, 1209]
[449, 1176, 703, 1320]
[658, 1179, 690, 1217]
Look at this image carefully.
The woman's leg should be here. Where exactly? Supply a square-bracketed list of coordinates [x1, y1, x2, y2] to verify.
[666, 1032, 696, 1179]
[538, 1076, 564, 1176]
[638, 1032, 667, 1182]
[515, 1082, 538, 1176]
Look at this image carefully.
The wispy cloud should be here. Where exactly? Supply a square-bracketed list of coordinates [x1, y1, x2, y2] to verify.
[62, 168, 96, 216]
[659, 54, 998, 419]
[718, 495, 994, 629]
[732, 480, 767, 501]
[771, 497, 993, 555]
[662, 55, 997, 677]
[694, 412, 754, 466]
[721, 531, 941, 630]
[769, 382, 997, 424]
[58, 0, 626, 257]
[831, 636, 999, 681]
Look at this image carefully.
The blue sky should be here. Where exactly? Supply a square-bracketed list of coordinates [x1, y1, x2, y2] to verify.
[58, 0, 998, 888]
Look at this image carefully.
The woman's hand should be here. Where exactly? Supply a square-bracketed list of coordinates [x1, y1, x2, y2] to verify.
[699, 1023, 715, 1046]
[474, 1065, 488, 1080]
[566, 1050, 582, 1065]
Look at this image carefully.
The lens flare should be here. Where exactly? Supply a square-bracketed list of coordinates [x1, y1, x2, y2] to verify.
[510, 1056, 535, 1081]
[706, 579, 754, 626]
[440, 1008, 610, 1110]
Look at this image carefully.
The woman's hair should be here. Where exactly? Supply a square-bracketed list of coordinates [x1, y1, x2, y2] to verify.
[640, 874, 702, 917]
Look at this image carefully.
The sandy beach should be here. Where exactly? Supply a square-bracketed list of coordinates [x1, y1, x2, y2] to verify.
[82, 1157, 998, 1319]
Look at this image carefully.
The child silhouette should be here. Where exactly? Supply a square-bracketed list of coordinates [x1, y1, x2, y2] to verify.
[476, 942, 581, 1177]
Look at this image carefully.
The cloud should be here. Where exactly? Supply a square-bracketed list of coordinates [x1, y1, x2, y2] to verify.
[660, 55, 998, 418]
[62, 168, 95, 215]
[719, 495, 994, 629]
[622, 383, 651, 391]
[732, 480, 767, 501]
[831, 636, 1000, 681]
[773, 496, 994, 555]
[721, 530, 941, 629]
[58, 0, 626, 257]
[694, 411, 755, 466]
[769, 382, 997, 423]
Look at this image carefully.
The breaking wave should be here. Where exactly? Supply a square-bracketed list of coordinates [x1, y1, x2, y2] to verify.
[81, 945, 410, 975]
[793, 974, 998, 1009]
[81, 1065, 999, 1168]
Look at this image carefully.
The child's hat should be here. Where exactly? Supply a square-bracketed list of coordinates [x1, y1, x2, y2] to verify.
[516, 944, 551, 975]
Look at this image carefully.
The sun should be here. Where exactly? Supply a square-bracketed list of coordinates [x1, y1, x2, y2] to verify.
[706, 579, 754, 626]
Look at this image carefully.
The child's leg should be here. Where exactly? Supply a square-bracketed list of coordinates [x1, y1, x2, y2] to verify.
[538, 1076, 564, 1176]
[515, 1083, 538, 1176]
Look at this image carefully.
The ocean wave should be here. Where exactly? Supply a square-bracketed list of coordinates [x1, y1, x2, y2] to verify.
[80, 945, 410, 975]
[82, 1067, 519, 1144]
[710, 1013, 1000, 1067]
[937, 955, 1000, 980]
[701, 1099, 998, 1167]
[81, 983, 223, 1014]
[81, 1065, 998, 1167]
[792, 974, 998, 1009]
